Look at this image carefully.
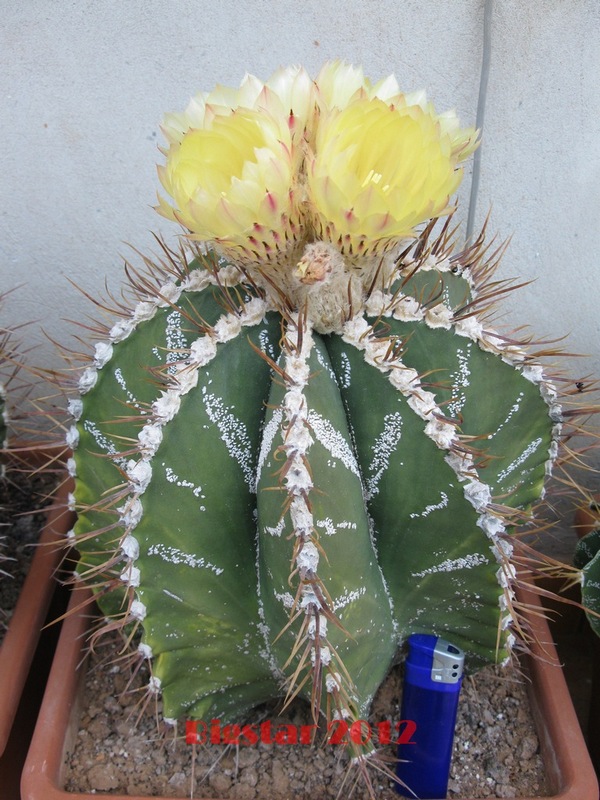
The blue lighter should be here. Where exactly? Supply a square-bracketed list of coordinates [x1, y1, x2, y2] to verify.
[396, 634, 465, 799]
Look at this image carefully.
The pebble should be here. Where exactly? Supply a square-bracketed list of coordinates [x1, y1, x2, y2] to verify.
[86, 764, 118, 791]
[64, 634, 548, 799]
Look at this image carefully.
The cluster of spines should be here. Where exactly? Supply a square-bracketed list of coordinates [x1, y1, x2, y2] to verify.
[65, 251, 273, 674]
[261, 313, 363, 729]
[340, 246, 560, 661]
[58, 217, 598, 731]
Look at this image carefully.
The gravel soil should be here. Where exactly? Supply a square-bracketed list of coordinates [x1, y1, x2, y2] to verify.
[64, 633, 547, 799]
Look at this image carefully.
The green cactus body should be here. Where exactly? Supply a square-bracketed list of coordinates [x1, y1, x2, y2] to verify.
[575, 526, 600, 637]
[67, 227, 560, 747]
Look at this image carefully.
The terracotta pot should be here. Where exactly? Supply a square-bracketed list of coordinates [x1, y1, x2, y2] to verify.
[21, 581, 599, 800]
[0, 450, 74, 757]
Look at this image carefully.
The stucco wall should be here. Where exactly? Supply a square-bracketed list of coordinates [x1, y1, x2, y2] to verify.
[1, 1, 599, 419]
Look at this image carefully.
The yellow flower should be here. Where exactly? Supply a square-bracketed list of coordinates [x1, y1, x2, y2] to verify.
[313, 61, 477, 159]
[157, 66, 313, 265]
[156, 63, 477, 272]
[314, 60, 404, 110]
[307, 93, 477, 255]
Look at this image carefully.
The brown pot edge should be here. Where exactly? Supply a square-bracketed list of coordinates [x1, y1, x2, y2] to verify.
[0, 446, 73, 756]
[21, 581, 600, 800]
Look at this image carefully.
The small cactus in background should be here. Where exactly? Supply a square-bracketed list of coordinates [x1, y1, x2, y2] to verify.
[574, 502, 600, 637]
[58, 64, 595, 780]
[0, 317, 19, 459]
[0, 297, 30, 581]
[0, 292, 37, 460]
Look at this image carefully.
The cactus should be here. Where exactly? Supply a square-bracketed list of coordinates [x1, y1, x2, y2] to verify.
[0, 300, 28, 581]
[66, 224, 564, 720]
[574, 505, 600, 637]
[0, 293, 35, 459]
[58, 64, 595, 787]
[0, 323, 16, 458]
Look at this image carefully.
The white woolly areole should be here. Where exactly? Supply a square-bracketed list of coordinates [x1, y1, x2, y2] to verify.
[214, 265, 244, 286]
[300, 589, 322, 610]
[156, 281, 182, 307]
[132, 300, 157, 323]
[502, 633, 517, 665]
[296, 541, 319, 573]
[388, 367, 420, 393]
[501, 345, 527, 365]
[118, 497, 144, 528]
[120, 563, 141, 587]
[68, 492, 76, 512]
[147, 676, 162, 693]
[522, 364, 545, 384]
[285, 458, 313, 494]
[454, 316, 484, 340]
[130, 599, 147, 621]
[137, 423, 163, 457]
[286, 356, 311, 386]
[290, 497, 314, 537]
[364, 289, 388, 318]
[156, 281, 181, 308]
[494, 537, 514, 560]
[242, 297, 268, 327]
[406, 391, 437, 420]
[65, 425, 79, 449]
[213, 313, 243, 342]
[477, 513, 506, 539]
[363, 339, 393, 370]
[408, 253, 452, 273]
[464, 480, 492, 511]
[93, 341, 113, 368]
[308, 615, 328, 639]
[549, 403, 563, 423]
[342, 315, 371, 346]
[67, 398, 83, 420]
[424, 418, 456, 449]
[285, 419, 313, 455]
[311, 645, 331, 666]
[127, 460, 152, 494]
[190, 336, 218, 366]
[67, 457, 77, 478]
[182, 269, 212, 292]
[541, 382, 558, 404]
[78, 367, 98, 393]
[445, 450, 476, 480]
[496, 562, 517, 589]
[153, 390, 181, 422]
[425, 303, 453, 329]
[121, 534, 140, 560]
[326, 672, 342, 693]
[109, 318, 136, 343]
[501, 612, 514, 631]
[283, 388, 306, 417]
[138, 642, 153, 659]
[172, 364, 199, 395]
[392, 295, 424, 322]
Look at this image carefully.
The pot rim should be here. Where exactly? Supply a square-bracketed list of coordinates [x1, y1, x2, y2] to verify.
[21, 577, 600, 800]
